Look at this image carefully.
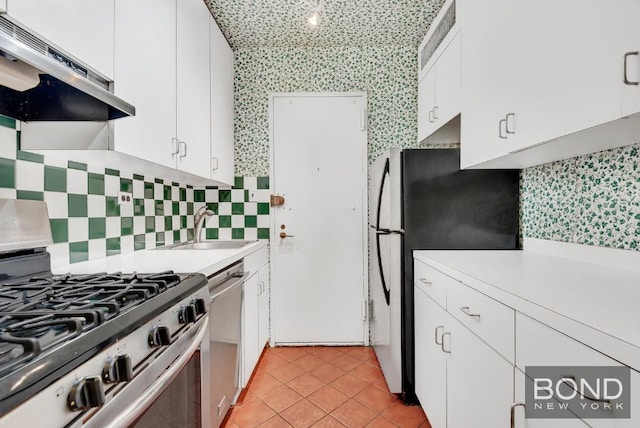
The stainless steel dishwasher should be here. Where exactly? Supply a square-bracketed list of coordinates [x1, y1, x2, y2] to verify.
[207, 261, 246, 428]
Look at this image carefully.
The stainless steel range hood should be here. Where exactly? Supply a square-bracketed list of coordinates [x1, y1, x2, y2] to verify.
[0, 16, 135, 121]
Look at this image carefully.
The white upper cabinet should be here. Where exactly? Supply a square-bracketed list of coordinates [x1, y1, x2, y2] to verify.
[176, 0, 212, 178]
[210, 18, 235, 186]
[621, 0, 640, 117]
[506, 0, 622, 154]
[459, 0, 520, 168]
[113, 0, 234, 183]
[6, 0, 114, 79]
[417, 65, 437, 141]
[417, 0, 460, 144]
[114, 0, 177, 170]
[0, 1, 6, 13]
[459, 0, 640, 169]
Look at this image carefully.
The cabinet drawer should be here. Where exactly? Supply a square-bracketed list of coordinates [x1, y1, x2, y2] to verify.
[244, 245, 268, 277]
[448, 280, 514, 363]
[414, 260, 447, 308]
[516, 313, 639, 427]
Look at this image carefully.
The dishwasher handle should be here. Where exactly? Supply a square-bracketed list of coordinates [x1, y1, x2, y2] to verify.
[209, 272, 248, 300]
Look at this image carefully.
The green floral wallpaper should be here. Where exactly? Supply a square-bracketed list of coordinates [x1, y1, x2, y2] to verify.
[234, 46, 445, 176]
[521, 143, 640, 251]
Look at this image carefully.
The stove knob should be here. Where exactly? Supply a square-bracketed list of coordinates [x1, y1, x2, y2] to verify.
[148, 325, 171, 347]
[178, 304, 197, 324]
[67, 376, 105, 411]
[194, 298, 207, 315]
[103, 354, 133, 384]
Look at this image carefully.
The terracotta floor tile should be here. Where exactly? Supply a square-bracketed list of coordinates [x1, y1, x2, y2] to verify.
[258, 415, 293, 428]
[380, 402, 427, 428]
[232, 399, 276, 427]
[279, 399, 326, 428]
[261, 354, 290, 372]
[291, 354, 326, 371]
[330, 373, 369, 397]
[329, 354, 363, 372]
[351, 363, 384, 384]
[311, 363, 346, 384]
[262, 385, 304, 413]
[353, 384, 397, 414]
[312, 415, 347, 427]
[343, 347, 376, 362]
[252, 373, 284, 397]
[224, 347, 427, 428]
[330, 399, 377, 428]
[310, 347, 347, 362]
[371, 377, 391, 393]
[271, 347, 310, 362]
[287, 373, 326, 396]
[269, 363, 307, 383]
[365, 416, 398, 428]
[308, 384, 349, 413]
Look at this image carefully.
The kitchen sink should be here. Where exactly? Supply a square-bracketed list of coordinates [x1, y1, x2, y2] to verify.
[161, 240, 257, 250]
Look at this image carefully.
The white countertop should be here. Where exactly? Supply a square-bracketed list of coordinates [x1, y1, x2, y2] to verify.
[414, 250, 640, 371]
[54, 240, 268, 278]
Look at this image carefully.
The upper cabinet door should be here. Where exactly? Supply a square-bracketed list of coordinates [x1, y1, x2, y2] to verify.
[621, 0, 640, 117]
[417, 65, 436, 143]
[459, 0, 515, 168]
[113, 0, 177, 170]
[434, 32, 461, 129]
[0, 1, 6, 13]
[176, 0, 211, 178]
[507, 0, 622, 153]
[210, 17, 235, 186]
[6, 0, 114, 79]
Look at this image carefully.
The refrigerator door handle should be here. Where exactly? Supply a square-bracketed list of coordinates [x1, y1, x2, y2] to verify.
[375, 157, 392, 306]
[375, 231, 391, 306]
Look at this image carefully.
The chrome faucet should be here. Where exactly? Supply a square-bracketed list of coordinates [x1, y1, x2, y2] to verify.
[194, 206, 215, 243]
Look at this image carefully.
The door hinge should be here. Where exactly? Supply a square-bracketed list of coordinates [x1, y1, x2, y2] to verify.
[362, 299, 373, 321]
[360, 108, 367, 131]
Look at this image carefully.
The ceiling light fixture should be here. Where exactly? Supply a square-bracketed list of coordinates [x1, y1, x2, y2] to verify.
[307, 0, 322, 27]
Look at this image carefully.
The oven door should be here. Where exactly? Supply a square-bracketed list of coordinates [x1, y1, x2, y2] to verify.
[85, 315, 209, 428]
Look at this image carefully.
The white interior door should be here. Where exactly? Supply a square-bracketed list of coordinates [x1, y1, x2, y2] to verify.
[270, 93, 368, 345]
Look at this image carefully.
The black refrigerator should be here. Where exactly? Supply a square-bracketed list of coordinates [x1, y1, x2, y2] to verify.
[368, 148, 519, 403]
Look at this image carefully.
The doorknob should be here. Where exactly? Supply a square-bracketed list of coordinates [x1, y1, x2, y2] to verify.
[279, 232, 294, 239]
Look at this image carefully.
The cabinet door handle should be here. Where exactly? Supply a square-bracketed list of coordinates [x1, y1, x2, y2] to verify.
[257, 281, 264, 295]
[499, 119, 507, 139]
[171, 138, 180, 155]
[441, 332, 451, 354]
[428, 109, 434, 123]
[510, 402, 525, 428]
[505, 113, 516, 134]
[212, 157, 219, 171]
[460, 306, 481, 318]
[624, 51, 639, 85]
[433, 106, 439, 120]
[435, 325, 444, 345]
[179, 141, 187, 158]
[419, 278, 432, 285]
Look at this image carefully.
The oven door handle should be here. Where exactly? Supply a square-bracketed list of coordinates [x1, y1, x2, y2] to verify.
[210, 272, 248, 300]
[102, 315, 209, 428]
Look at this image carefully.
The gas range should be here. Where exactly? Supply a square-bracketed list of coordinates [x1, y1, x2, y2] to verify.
[0, 198, 210, 427]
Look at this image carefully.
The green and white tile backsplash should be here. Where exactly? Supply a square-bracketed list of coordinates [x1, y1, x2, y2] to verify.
[0, 118, 270, 267]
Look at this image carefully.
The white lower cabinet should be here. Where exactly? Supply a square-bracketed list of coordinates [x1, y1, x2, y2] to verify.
[241, 251, 270, 387]
[516, 314, 640, 428]
[415, 288, 447, 428]
[415, 283, 513, 428]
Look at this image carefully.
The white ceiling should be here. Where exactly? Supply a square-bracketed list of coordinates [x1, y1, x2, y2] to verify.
[205, 0, 447, 49]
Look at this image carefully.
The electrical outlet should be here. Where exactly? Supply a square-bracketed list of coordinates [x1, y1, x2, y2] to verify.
[118, 191, 133, 206]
